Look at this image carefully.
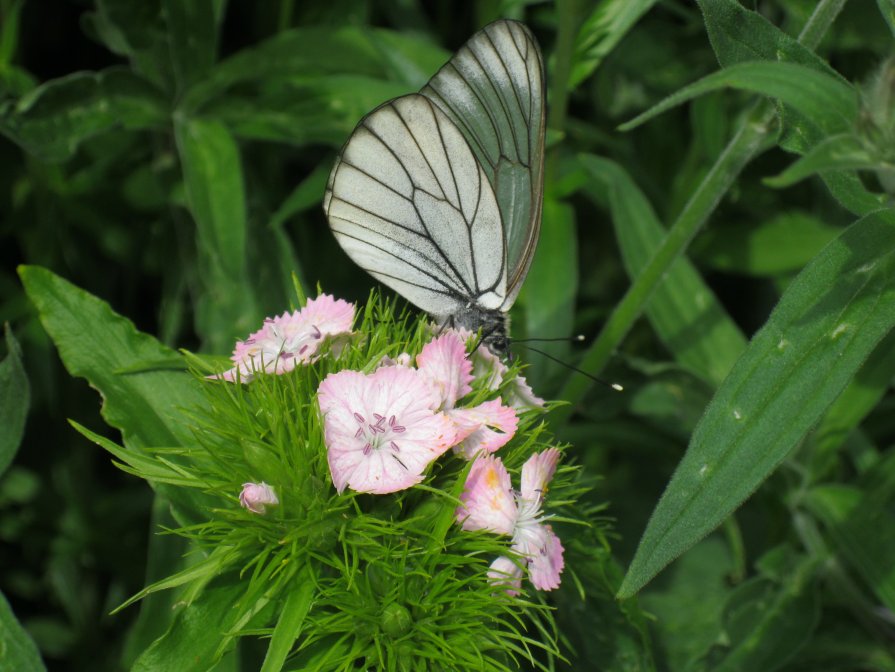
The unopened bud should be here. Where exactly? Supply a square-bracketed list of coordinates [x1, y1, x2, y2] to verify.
[239, 482, 279, 514]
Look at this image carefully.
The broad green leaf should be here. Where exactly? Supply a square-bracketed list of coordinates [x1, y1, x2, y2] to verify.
[765, 134, 881, 188]
[18, 265, 209, 521]
[619, 210, 895, 597]
[0, 590, 45, 672]
[122, 497, 193, 668]
[0, 326, 29, 477]
[580, 154, 746, 385]
[521, 197, 577, 392]
[163, 0, 218, 91]
[260, 570, 315, 672]
[0, 68, 167, 162]
[569, 0, 659, 89]
[620, 61, 857, 137]
[174, 117, 259, 351]
[694, 211, 842, 276]
[131, 580, 246, 672]
[710, 560, 820, 672]
[806, 466, 895, 612]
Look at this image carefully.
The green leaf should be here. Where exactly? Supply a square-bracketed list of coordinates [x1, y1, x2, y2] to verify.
[568, 0, 659, 89]
[260, 570, 315, 672]
[520, 197, 577, 391]
[131, 580, 246, 672]
[0, 68, 167, 162]
[174, 117, 259, 351]
[163, 0, 218, 91]
[694, 211, 842, 276]
[698, 0, 843, 76]
[619, 210, 895, 597]
[620, 61, 857, 137]
[878, 0, 895, 38]
[809, 329, 895, 479]
[18, 265, 209, 521]
[0, 590, 45, 671]
[710, 560, 820, 671]
[0, 326, 29, 478]
[181, 26, 402, 112]
[580, 154, 746, 385]
[122, 497, 193, 668]
[765, 134, 883, 188]
[806, 462, 895, 612]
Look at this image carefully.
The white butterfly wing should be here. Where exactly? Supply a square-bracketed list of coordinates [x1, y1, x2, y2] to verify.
[421, 19, 545, 309]
[325, 95, 508, 316]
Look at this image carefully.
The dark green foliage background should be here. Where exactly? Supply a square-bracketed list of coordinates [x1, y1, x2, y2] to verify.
[2, 0, 895, 670]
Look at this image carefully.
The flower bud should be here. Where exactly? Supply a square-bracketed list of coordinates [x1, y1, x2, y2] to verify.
[380, 602, 412, 638]
[239, 482, 279, 514]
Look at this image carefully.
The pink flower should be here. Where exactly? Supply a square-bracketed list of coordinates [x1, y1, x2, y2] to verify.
[456, 448, 565, 592]
[449, 400, 519, 459]
[318, 366, 456, 494]
[416, 332, 519, 459]
[416, 332, 473, 409]
[239, 482, 279, 514]
[216, 295, 355, 382]
[470, 342, 545, 411]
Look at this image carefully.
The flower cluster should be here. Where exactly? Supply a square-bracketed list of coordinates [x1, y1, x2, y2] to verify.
[456, 449, 564, 594]
[215, 294, 355, 382]
[217, 295, 565, 595]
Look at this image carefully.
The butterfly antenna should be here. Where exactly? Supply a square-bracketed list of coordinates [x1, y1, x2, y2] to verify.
[513, 342, 624, 392]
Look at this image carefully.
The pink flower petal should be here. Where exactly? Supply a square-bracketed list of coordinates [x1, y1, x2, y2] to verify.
[520, 447, 561, 502]
[448, 400, 518, 460]
[487, 555, 524, 597]
[471, 344, 507, 391]
[525, 525, 565, 591]
[318, 366, 455, 495]
[416, 332, 473, 409]
[456, 456, 516, 535]
[504, 374, 546, 410]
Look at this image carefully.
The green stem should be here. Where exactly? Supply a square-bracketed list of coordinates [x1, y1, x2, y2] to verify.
[553, 0, 848, 425]
[549, 0, 579, 136]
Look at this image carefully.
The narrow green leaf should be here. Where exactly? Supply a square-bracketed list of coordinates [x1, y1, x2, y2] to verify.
[18, 265, 209, 520]
[0, 0, 24, 65]
[0, 590, 45, 672]
[163, 0, 217, 91]
[765, 134, 882, 187]
[261, 570, 316, 672]
[619, 210, 895, 597]
[174, 117, 259, 351]
[580, 154, 746, 385]
[0, 326, 29, 477]
[694, 211, 842, 276]
[620, 61, 857, 136]
[0, 68, 167, 161]
[520, 198, 577, 391]
[569, 0, 659, 89]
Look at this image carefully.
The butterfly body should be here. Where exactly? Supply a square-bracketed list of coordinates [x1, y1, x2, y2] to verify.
[324, 20, 544, 356]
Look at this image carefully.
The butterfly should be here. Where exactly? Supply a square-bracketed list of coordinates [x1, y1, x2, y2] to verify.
[323, 19, 545, 355]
